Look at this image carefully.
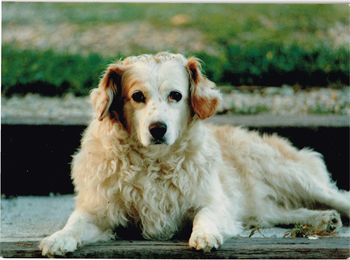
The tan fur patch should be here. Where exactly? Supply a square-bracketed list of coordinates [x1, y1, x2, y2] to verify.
[264, 134, 299, 161]
[93, 64, 126, 121]
[192, 95, 219, 119]
[187, 57, 201, 84]
[100, 64, 125, 92]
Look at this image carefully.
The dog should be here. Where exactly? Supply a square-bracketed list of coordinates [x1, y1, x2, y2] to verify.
[40, 52, 350, 256]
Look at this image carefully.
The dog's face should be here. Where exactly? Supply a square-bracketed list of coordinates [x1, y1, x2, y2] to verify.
[122, 60, 191, 146]
[91, 53, 221, 147]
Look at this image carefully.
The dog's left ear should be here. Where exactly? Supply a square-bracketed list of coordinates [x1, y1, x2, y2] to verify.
[187, 57, 221, 119]
[90, 64, 125, 121]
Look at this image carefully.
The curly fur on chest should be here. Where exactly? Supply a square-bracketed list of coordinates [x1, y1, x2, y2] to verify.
[72, 120, 218, 239]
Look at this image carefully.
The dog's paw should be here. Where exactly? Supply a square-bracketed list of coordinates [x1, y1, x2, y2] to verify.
[39, 231, 79, 257]
[314, 210, 342, 232]
[189, 229, 223, 252]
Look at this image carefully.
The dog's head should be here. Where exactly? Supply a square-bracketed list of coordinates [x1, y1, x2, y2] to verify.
[91, 52, 221, 147]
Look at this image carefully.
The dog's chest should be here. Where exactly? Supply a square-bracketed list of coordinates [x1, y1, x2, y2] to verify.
[117, 157, 194, 239]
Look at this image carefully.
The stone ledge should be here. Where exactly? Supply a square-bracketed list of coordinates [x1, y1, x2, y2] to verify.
[1, 114, 349, 127]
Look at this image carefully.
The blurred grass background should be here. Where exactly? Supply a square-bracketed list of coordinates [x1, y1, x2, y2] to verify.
[2, 3, 349, 97]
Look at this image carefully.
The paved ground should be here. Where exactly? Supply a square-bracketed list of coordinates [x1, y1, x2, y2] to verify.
[1, 195, 350, 243]
[1, 195, 74, 242]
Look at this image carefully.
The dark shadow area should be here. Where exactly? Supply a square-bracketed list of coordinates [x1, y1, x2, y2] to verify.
[1, 125, 81, 195]
[3, 81, 70, 97]
[1, 125, 349, 196]
[114, 219, 193, 241]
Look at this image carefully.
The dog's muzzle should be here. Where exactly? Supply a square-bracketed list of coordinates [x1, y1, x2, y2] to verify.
[149, 122, 167, 144]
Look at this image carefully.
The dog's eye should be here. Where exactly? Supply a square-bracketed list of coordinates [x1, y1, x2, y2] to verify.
[131, 91, 146, 103]
[168, 91, 182, 102]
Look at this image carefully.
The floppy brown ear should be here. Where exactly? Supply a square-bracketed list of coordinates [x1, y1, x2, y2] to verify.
[187, 58, 221, 119]
[90, 64, 125, 121]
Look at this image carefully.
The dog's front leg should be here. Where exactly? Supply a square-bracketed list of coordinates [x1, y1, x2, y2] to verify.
[189, 205, 241, 252]
[39, 210, 113, 257]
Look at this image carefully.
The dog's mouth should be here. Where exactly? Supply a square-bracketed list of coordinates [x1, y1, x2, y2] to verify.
[150, 138, 167, 145]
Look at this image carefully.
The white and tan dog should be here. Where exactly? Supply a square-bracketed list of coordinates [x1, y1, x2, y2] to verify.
[40, 52, 350, 256]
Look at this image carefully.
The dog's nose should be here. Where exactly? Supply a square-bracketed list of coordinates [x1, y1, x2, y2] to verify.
[149, 122, 167, 140]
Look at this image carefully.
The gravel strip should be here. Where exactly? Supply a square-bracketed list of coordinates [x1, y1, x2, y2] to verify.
[219, 86, 350, 116]
[2, 94, 93, 123]
[3, 22, 208, 56]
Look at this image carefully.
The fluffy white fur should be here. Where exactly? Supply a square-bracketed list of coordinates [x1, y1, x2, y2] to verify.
[40, 52, 350, 256]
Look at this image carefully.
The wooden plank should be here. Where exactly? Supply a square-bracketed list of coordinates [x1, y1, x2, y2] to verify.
[1, 238, 349, 259]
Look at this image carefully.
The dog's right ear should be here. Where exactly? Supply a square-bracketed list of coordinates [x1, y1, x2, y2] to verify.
[187, 58, 221, 119]
[90, 64, 125, 121]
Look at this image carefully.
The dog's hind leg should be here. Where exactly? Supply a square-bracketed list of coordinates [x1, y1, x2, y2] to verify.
[39, 210, 113, 256]
[260, 205, 342, 232]
[309, 186, 350, 218]
[297, 149, 350, 218]
[260, 135, 350, 218]
[281, 148, 350, 219]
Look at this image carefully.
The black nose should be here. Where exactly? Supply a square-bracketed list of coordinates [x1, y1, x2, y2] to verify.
[149, 122, 167, 140]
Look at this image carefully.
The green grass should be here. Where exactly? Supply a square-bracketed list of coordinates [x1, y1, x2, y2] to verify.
[2, 3, 349, 96]
[2, 43, 349, 97]
[2, 47, 115, 96]
[220, 42, 349, 86]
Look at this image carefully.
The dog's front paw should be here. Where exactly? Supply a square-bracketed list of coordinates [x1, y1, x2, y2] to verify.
[315, 210, 342, 232]
[39, 231, 79, 257]
[189, 229, 223, 252]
